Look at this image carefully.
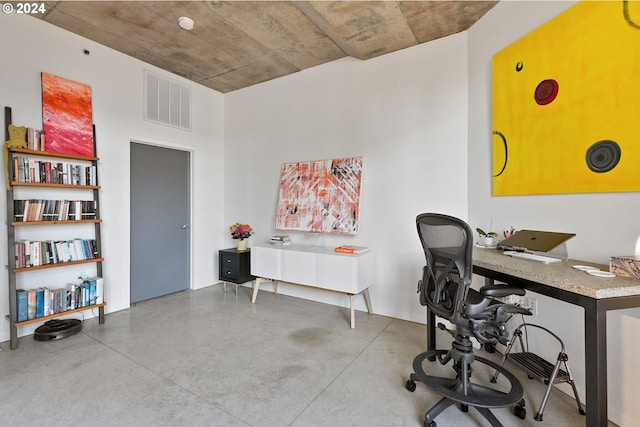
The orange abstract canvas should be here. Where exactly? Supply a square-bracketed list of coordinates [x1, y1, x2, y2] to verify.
[42, 72, 94, 157]
[276, 157, 363, 234]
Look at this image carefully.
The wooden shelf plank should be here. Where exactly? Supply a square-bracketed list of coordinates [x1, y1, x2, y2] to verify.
[13, 257, 104, 273]
[12, 219, 102, 226]
[15, 302, 106, 327]
[9, 147, 99, 162]
[10, 181, 100, 189]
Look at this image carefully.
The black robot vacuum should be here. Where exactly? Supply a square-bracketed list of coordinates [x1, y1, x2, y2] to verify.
[34, 319, 83, 341]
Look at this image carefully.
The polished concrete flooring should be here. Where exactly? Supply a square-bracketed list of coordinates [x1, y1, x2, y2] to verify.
[0, 285, 602, 426]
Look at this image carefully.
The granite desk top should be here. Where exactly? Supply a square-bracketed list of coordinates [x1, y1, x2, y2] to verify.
[473, 247, 640, 299]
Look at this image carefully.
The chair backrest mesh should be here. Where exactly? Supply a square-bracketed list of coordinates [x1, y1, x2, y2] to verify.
[416, 213, 473, 323]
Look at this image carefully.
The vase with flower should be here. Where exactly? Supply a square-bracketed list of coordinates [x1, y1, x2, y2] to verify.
[230, 223, 253, 251]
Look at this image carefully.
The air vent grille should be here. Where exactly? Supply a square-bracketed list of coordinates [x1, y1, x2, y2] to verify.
[144, 70, 191, 131]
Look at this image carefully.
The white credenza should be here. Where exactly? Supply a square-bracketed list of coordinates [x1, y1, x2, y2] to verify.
[250, 243, 374, 328]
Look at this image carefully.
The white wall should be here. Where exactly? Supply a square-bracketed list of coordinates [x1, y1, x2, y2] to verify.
[224, 34, 469, 323]
[468, 2, 640, 425]
[0, 13, 225, 341]
[3, 3, 639, 425]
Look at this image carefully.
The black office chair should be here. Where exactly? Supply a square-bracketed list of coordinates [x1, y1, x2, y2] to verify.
[406, 213, 531, 427]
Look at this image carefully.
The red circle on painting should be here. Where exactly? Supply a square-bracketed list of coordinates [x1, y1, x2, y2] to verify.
[534, 79, 559, 105]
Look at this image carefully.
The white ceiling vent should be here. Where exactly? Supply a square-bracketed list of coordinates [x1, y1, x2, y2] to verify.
[144, 70, 191, 131]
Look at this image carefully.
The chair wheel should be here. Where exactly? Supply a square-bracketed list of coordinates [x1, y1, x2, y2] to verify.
[514, 404, 526, 419]
[484, 342, 496, 353]
[579, 408, 586, 415]
[406, 380, 417, 392]
[426, 421, 436, 427]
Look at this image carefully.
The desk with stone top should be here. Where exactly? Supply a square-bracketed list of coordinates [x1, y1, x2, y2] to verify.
[426, 247, 640, 427]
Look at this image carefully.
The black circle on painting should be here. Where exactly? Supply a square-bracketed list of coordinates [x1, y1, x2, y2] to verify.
[586, 140, 621, 173]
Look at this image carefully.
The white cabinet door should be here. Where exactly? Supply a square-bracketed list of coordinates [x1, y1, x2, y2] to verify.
[317, 252, 373, 293]
[251, 245, 282, 279]
[282, 249, 316, 285]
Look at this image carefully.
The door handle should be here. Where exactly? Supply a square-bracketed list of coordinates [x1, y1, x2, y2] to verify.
[182, 224, 190, 229]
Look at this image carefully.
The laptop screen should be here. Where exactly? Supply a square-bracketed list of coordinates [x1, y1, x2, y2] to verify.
[498, 230, 576, 252]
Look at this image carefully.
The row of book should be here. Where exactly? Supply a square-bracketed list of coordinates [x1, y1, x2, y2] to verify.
[16, 277, 103, 322]
[25, 127, 46, 151]
[13, 199, 97, 222]
[12, 155, 97, 186]
[270, 235, 292, 246]
[15, 238, 99, 268]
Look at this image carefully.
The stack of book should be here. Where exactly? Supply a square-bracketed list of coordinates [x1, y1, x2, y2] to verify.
[270, 235, 292, 246]
[334, 245, 369, 254]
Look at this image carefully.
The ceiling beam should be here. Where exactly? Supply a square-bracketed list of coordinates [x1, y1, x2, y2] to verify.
[294, 1, 363, 60]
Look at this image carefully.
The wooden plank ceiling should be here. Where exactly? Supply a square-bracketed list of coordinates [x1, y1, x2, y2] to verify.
[33, 1, 498, 93]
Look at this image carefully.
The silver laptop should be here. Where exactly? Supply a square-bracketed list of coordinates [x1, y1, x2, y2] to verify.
[498, 230, 576, 252]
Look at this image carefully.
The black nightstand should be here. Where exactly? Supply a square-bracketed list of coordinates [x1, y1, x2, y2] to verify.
[219, 248, 255, 294]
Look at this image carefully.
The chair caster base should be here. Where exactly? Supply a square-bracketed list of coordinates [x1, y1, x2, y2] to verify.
[514, 400, 526, 420]
[484, 342, 497, 353]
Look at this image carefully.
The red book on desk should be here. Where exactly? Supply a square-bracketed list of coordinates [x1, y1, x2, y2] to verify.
[334, 245, 369, 254]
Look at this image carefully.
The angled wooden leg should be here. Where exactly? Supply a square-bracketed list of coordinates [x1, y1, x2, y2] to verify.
[251, 277, 263, 303]
[349, 293, 356, 328]
[273, 280, 279, 295]
[363, 288, 372, 314]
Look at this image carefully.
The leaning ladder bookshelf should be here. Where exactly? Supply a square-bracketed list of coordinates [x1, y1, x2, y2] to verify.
[5, 106, 106, 349]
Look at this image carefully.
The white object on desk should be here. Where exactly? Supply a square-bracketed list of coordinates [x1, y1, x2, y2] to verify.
[573, 265, 600, 272]
[250, 244, 374, 328]
[503, 251, 562, 264]
[586, 270, 616, 278]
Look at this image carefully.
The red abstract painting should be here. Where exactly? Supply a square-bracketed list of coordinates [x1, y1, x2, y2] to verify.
[42, 72, 94, 157]
[276, 157, 363, 234]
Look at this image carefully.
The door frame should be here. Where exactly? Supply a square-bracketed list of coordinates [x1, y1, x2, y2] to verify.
[127, 138, 194, 304]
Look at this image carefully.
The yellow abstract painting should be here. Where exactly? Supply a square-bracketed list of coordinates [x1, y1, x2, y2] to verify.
[492, 1, 640, 195]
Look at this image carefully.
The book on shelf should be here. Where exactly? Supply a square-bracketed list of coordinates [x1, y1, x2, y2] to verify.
[35, 288, 45, 318]
[26, 128, 42, 151]
[334, 245, 369, 254]
[27, 289, 36, 320]
[85, 276, 104, 305]
[16, 289, 28, 322]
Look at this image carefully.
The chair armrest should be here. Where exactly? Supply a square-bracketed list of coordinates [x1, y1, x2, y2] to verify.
[480, 284, 526, 298]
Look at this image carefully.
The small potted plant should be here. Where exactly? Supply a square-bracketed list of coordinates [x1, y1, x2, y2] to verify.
[230, 223, 253, 251]
[476, 227, 498, 247]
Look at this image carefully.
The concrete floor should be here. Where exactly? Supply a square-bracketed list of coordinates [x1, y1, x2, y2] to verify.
[0, 285, 599, 426]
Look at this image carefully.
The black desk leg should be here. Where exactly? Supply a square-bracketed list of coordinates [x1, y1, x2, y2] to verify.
[584, 302, 607, 427]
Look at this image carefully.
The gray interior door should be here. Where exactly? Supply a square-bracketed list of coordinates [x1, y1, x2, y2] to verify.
[130, 142, 190, 303]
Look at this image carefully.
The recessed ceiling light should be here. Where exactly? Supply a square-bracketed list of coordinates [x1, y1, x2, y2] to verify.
[178, 16, 194, 31]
